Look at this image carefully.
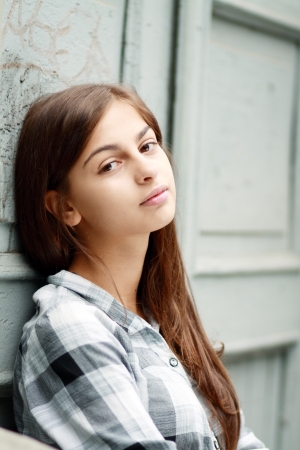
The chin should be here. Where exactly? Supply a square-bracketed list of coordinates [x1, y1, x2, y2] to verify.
[149, 210, 175, 233]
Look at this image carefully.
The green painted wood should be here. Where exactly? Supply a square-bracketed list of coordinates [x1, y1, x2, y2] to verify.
[282, 45, 300, 450]
[121, 0, 175, 140]
[280, 343, 300, 449]
[228, 0, 300, 24]
[173, 1, 300, 448]
[194, 273, 300, 344]
[225, 348, 288, 450]
[172, 0, 210, 274]
[199, 17, 295, 234]
[213, 0, 300, 40]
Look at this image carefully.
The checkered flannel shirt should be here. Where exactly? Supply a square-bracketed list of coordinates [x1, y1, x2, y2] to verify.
[13, 270, 267, 450]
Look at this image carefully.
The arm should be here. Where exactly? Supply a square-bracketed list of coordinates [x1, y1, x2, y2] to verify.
[22, 301, 176, 450]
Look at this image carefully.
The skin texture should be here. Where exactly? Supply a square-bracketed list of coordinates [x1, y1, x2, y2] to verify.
[46, 100, 176, 316]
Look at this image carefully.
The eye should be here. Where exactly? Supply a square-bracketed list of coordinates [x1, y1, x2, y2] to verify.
[100, 161, 120, 173]
[140, 141, 157, 153]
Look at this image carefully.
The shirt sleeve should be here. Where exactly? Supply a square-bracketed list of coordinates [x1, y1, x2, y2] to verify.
[21, 301, 176, 450]
[237, 410, 269, 450]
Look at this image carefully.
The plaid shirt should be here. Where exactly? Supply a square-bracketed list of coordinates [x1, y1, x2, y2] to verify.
[13, 270, 267, 450]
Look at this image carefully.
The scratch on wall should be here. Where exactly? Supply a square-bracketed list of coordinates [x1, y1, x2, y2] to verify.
[1, 0, 111, 85]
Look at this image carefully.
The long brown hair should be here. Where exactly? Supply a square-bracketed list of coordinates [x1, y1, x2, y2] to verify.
[15, 84, 240, 449]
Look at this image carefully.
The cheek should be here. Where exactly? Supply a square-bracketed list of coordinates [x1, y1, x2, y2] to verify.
[163, 157, 176, 194]
[68, 179, 104, 217]
[70, 179, 129, 224]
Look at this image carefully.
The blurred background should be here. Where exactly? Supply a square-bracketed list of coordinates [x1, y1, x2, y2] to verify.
[0, 1, 299, 449]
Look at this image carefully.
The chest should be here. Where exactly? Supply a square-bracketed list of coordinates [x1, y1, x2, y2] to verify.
[127, 331, 214, 446]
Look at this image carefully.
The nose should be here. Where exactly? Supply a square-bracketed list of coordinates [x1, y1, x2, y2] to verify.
[133, 153, 158, 184]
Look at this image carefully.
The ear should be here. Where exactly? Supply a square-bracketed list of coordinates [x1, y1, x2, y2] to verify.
[45, 190, 82, 227]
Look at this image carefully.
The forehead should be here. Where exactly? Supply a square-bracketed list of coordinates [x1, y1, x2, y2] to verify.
[72, 100, 152, 166]
[94, 100, 147, 139]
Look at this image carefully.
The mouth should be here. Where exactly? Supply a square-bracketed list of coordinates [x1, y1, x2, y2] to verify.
[140, 185, 168, 206]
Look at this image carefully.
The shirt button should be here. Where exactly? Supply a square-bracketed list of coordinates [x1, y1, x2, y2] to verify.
[169, 357, 178, 367]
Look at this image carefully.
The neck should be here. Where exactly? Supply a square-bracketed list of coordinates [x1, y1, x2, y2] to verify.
[68, 234, 149, 319]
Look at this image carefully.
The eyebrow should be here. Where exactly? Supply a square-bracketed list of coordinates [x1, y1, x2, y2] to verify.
[83, 125, 151, 167]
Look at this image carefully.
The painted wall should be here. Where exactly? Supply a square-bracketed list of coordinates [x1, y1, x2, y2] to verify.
[0, 0, 123, 429]
[0, 0, 175, 430]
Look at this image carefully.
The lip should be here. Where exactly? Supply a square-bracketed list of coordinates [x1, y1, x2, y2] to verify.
[140, 185, 168, 206]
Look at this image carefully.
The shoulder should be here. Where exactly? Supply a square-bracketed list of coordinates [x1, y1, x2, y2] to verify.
[22, 283, 125, 361]
[33, 282, 116, 331]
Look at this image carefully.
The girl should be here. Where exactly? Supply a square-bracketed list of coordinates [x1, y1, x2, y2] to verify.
[13, 84, 267, 450]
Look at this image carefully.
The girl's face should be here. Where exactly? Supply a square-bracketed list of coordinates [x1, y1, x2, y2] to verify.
[64, 100, 176, 244]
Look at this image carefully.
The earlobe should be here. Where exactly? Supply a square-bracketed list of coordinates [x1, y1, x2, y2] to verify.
[45, 190, 82, 227]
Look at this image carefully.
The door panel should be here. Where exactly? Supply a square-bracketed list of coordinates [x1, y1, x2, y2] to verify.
[224, 346, 290, 450]
[223, 0, 300, 22]
[200, 18, 295, 234]
[122, 0, 175, 138]
[173, 1, 300, 448]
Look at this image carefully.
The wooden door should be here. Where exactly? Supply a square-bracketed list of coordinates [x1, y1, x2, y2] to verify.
[172, 1, 300, 449]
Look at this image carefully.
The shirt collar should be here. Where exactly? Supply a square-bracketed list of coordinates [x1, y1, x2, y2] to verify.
[47, 270, 158, 335]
